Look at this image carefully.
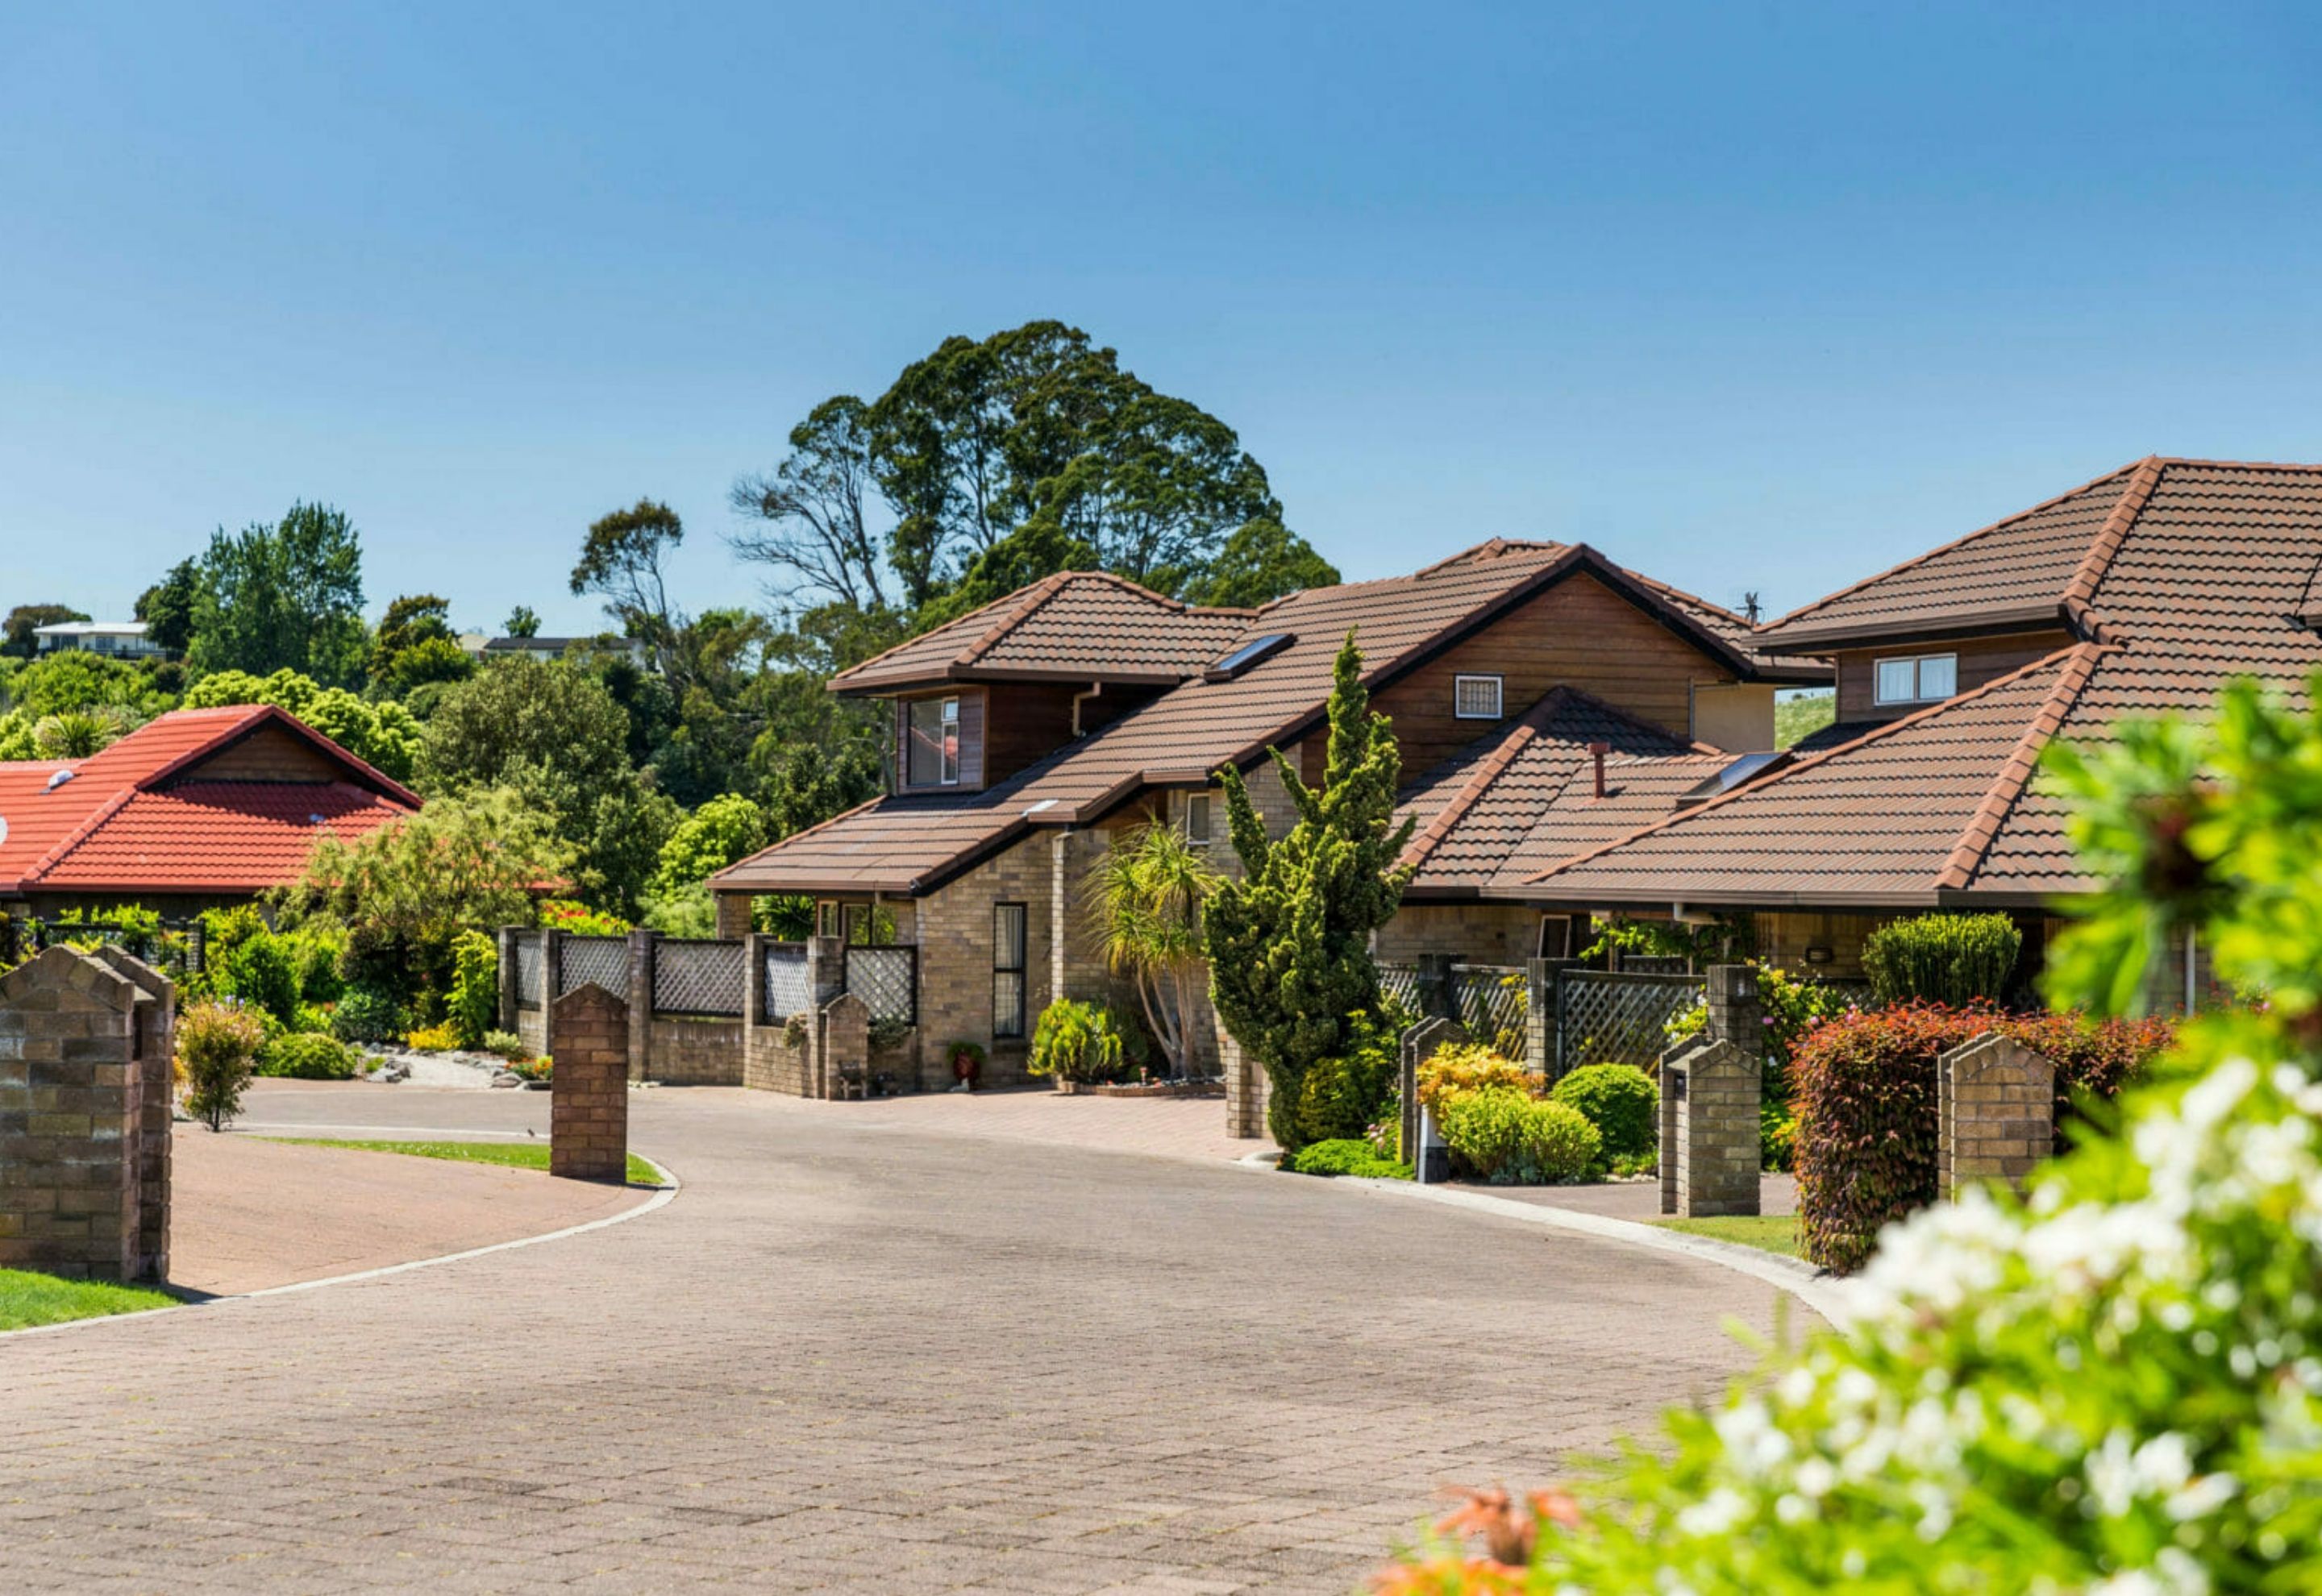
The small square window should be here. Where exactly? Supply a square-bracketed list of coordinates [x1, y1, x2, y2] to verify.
[1184, 793, 1213, 846]
[1874, 654, 1959, 706]
[1454, 674, 1503, 720]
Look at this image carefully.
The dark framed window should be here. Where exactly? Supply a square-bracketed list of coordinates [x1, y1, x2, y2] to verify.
[906, 696, 960, 787]
[992, 902, 1028, 1039]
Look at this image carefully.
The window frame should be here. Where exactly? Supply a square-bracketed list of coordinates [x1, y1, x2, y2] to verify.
[1184, 792, 1213, 846]
[1872, 652, 1960, 707]
[992, 902, 1028, 1040]
[905, 695, 963, 788]
[1454, 673, 1504, 720]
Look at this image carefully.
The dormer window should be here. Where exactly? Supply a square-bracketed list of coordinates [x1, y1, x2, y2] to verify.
[1874, 653, 1958, 707]
[907, 696, 959, 786]
[1454, 674, 1504, 720]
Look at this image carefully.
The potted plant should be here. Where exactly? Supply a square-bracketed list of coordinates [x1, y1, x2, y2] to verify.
[947, 1039, 986, 1092]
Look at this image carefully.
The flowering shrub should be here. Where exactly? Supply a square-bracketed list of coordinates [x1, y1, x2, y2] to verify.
[508, 1054, 551, 1083]
[1413, 1042, 1531, 1116]
[1378, 673, 2322, 1593]
[537, 899, 630, 937]
[1793, 1003, 2174, 1272]
[1437, 1089, 1599, 1183]
[403, 1021, 464, 1052]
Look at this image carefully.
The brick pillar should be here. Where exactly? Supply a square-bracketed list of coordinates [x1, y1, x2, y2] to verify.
[1938, 1032, 2055, 1198]
[497, 927, 520, 1033]
[1704, 962, 1762, 1058]
[1399, 1015, 1467, 1182]
[1658, 1037, 1761, 1217]
[820, 991, 870, 1098]
[805, 936, 845, 1099]
[549, 982, 630, 1182]
[1527, 957, 1582, 1079]
[626, 929, 657, 1083]
[0, 946, 147, 1280]
[539, 927, 565, 1059]
[1413, 953, 1458, 1023]
[1220, 1024, 1267, 1139]
[713, 890, 754, 940]
[91, 946, 175, 1283]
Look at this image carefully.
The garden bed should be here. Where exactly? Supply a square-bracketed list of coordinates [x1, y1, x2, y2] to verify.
[1065, 1079, 1225, 1099]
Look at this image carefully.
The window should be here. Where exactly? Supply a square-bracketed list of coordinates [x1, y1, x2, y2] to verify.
[992, 904, 1028, 1039]
[1539, 912, 1593, 961]
[816, 901, 840, 938]
[906, 696, 960, 786]
[1454, 674, 1504, 720]
[1184, 793, 1212, 846]
[1873, 653, 1959, 706]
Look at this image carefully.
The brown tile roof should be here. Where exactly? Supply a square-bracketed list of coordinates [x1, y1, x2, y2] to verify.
[1396, 688, 1721, 894]
[718, 539, 1792, 896]
[827, 572, 1257, 693]
[1525, 457, 2322, 907]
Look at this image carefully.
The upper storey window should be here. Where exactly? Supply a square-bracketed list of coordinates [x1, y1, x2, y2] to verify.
[1874, 653, 1958, 707]
[1454, 674, 1504, 720]
[907, 696, 959, 786]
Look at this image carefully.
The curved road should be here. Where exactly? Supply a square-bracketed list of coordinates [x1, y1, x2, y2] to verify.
[2, 1087, 1784, 1594]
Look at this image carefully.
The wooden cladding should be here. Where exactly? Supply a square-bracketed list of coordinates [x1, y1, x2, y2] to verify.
[169, 724, 349, 785]
[1372, 572, 1729, 771]
[1833, 630, 2073, 723]
[893, 684, 1089, 794]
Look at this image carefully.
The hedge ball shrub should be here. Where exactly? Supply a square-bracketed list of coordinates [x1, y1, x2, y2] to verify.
[1438, 1088, 1600, 1184]
[1861, 911, 2024, 1008]
[1550, 1063, 1658, 1161]
[256, 1031, 360, 1080]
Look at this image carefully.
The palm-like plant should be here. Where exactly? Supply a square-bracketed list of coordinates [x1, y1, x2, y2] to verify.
[1084, 821, 1223, 1079]
[31, 706, 134, 759]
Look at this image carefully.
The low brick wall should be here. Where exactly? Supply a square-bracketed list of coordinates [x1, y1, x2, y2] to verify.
[647, 1016, 744, 1086]
[744, 1023, 812, 1094]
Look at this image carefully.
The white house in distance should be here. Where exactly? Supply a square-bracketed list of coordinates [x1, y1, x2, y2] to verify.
[34, 621, 166, 661]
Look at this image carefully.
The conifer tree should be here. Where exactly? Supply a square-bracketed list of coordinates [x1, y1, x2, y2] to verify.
[1205, 632, 1413, 1150]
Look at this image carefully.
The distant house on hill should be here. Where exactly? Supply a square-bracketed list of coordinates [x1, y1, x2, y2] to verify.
[0, 704, 420, 923]
[33, 621, 168, 661]
[456, 633, 651, 667]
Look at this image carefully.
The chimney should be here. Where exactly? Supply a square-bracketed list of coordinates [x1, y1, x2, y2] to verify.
[1588, 741, 1609, 800]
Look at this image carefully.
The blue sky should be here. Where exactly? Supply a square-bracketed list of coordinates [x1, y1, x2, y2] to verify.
[4, 2, 2319, 634]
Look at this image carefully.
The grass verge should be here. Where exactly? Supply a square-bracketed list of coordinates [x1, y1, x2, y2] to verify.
[1653, 1213, 1800, 1258]
[0, 1268, 179, 1332]
[264, 1138, 664, 1187]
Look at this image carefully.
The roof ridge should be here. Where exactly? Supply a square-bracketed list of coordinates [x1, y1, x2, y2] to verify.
[1935, 643, 2108, 892]
[958, 571, 1080, 666]
[2060, 457, 2165, 626]
[1758, 458, 2148, 637]
[1400, 688, 1573, 871]
[2150, 455, 2322, 472]
[1525, 642, 2099, 887]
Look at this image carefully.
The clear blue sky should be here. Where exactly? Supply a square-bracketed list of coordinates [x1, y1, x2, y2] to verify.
[5, 2, 2319, 634]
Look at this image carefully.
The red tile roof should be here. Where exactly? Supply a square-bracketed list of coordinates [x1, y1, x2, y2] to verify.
[0, 705, 418, 896]
[1527, 456, 2322, 908]
[718, 541, 1804, 895]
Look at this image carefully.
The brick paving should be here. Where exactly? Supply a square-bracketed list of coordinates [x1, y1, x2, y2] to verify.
[2, 1083, 1783, 1594]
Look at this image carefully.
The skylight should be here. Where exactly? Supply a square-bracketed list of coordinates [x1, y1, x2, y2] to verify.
[1205, 632, 1294, 681]
[1678, 750, 1790, 807]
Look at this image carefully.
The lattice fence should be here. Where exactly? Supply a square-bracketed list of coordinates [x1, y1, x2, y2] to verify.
[1453, 964, 1529, 1056]
[558, 936, 630, 998]
[1377, 962, 1420, 1016]
[844, 946, 917, 1026]
[654, 938, 746, 1016]
[763, 944, 812, 1020]
[1555, 969, 1705, 1074]
[513, 933, 543, 1008]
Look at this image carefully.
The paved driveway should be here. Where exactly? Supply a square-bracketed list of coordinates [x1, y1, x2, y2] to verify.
[2, 1086, 1784, 1594]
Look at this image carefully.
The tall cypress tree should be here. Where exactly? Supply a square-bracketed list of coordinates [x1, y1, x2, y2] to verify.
[1205, 632, 1413, 1150]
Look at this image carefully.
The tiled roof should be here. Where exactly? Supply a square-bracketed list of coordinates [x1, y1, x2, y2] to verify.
[1756, 461, 2152, 646]
[720, 540, 1796, 895]
[1396, 688, 1721, 894]
[828, 572, 1258, 692]
[1526, 456, 2322, 907]
[0, 706, 418, 896]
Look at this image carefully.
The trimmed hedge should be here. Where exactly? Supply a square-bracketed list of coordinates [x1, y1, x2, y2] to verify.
[1861, 912, 2023, 1007]
[1549, 1063, 1658, 1161]
[1793, 1002, 2174, 1272]
[1288, 1137, 1413, 1179]
[1438, 1088, 1600, 1184]
[256, 1031, 361, 1080]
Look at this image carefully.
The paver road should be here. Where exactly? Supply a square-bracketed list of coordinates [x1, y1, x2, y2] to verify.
[1, 1087, 1789, 1594]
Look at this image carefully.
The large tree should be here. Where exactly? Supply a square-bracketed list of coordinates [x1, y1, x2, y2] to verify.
[185, 502, 367, 686]
[1204, 633, 1414, 1150]
[572, 498, 685, 675]
[134, 559, 200, 655]
[730, 320, 1335, 624]
[1, 604, 90, 659]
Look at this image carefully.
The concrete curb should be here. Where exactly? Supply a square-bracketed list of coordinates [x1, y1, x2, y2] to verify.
[0, 1152, 679, 1343]
[1238, 1158, 1852, 1326]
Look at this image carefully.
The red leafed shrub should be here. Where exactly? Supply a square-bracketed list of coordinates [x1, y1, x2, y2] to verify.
[1792, 1002, 2174, 1273]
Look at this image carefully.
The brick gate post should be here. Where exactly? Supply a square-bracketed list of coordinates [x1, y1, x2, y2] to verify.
[91, 946, 175, 1283]
[1938, 1033, 2055, 1198]
[626, 929, 657, 1083]
[549, 982, 630, 1182]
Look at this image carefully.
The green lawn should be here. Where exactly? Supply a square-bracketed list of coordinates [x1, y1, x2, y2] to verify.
[0, 1268, 180, 1332]
[1654, 1213, 1800, 1258]
[264, 1138, 664, 1187]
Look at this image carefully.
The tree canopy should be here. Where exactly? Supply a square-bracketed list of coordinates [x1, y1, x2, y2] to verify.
[185, 501, 368, 686]
[1, 603, 89, 659]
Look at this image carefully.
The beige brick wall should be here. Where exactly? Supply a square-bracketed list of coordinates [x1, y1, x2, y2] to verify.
[916, 836, 1055, 1088]
[1754, 910, 1883, 979]
[1376, 903, 1536, 965]
[647, 1017, 745, 1086]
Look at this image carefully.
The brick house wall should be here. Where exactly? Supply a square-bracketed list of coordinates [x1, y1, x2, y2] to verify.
[1375, 903, 1537, 966]
[915, 835, 1056, 1088]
